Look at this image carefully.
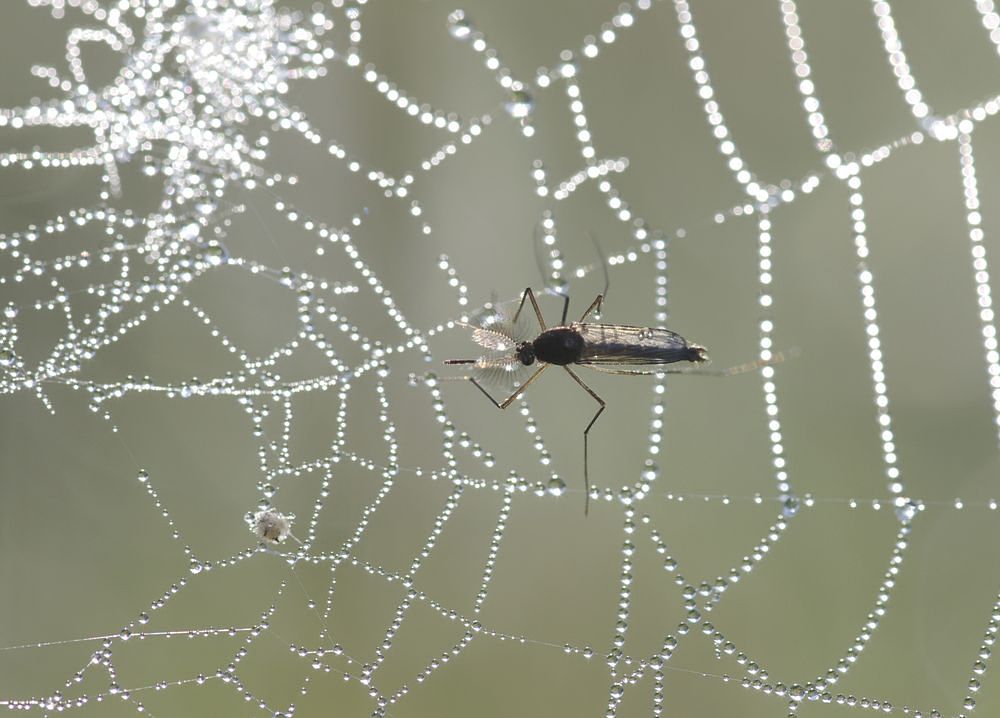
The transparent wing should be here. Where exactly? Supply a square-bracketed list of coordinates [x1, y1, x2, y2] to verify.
[467, 325, 518, 353]
[572, 323, 708, 372]
[449, 298, 539, 389]
[465, 297, 536, 349]
[470, 353, 538, 389]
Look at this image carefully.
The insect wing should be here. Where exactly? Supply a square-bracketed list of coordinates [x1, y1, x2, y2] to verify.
[466, 298, 535, 350]
[470, 326, 518, 353]
[456, 298, 538, 388]
[572, 323, 707, 371]
[470, 354, 537, 389]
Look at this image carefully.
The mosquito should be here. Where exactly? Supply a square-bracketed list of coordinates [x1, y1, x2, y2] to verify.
[446, 287, 777, 514]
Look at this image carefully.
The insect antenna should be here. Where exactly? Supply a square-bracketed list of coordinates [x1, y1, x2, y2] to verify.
[588, 230, 610, 301]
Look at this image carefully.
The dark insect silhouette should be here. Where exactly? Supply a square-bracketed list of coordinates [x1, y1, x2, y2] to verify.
[446, 287, 756, 514]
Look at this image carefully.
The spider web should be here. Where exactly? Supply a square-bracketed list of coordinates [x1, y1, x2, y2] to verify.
[2, 0, 1000, 715]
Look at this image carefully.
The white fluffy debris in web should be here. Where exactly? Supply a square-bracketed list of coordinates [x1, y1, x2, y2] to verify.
[246, 508, 298, 544]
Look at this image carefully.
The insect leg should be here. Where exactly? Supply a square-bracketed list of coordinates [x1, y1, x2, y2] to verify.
[577, 294, 604, 323]
[512, 287, 548, 331]
[467, 364, 549, 410]
[563, 366, 606, 515]
[512, 287, 530, 324]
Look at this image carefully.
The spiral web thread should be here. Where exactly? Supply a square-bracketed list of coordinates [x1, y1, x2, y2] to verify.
[2, 0, 1000, 716]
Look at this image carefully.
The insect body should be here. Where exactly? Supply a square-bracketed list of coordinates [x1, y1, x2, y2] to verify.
[446, 287, 709, 514]
[510, 323, 706, 370]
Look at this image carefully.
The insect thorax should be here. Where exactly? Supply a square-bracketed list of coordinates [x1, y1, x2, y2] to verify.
[532, 327, 585, 366]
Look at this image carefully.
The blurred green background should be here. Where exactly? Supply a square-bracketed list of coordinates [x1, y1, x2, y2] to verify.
[3, 1, 1000, 716]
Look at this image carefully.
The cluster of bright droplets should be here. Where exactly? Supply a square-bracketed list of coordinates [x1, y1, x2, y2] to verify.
[0, 0, 342, 422]
[0, 0, 343, 387]
[6, 0, 333, 206]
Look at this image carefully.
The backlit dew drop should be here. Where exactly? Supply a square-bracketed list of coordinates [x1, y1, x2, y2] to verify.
[203, 243, 227, 266]
[504, 89, 534, 119]
[893, 497, 920, 523]
[446, 9, 472, 40]
[781, 494, 800, 518]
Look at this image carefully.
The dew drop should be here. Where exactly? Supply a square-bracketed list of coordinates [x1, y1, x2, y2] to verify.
[504, 90, 533, 119]
[606, 648, 621, 667]
[446, 10, 472, 40]
[559, 59, 578, 78]
[618, 487, 634, 505]
[894, 498, 920, 523]
[179, 222, 200, 241]
[203, 243, 227, 266]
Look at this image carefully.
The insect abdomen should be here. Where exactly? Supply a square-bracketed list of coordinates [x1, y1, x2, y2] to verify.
[533, 327, 586, 365]
[687, 344, 709, 362]
[574, 323, 709, 366]
[581, 341, 705, 363]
